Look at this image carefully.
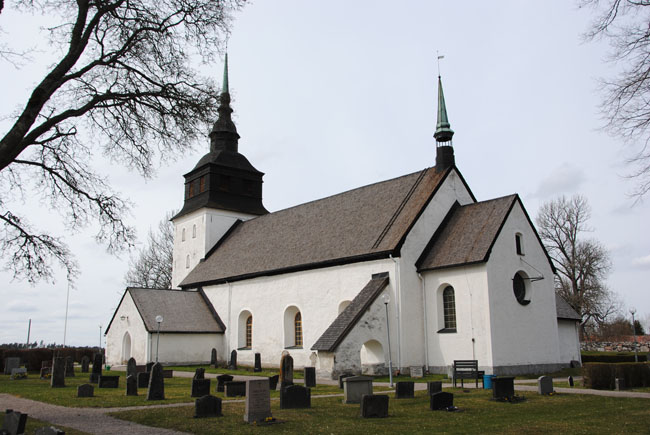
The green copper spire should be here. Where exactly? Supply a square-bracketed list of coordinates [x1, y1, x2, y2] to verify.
[434, 75, 454, 143]
[222, 52, 229, 94]
[210, 52, 239, 153]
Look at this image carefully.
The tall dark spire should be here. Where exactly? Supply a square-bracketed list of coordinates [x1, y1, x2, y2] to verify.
[210, 53, 240, 153]
[434, 75, 455, 170]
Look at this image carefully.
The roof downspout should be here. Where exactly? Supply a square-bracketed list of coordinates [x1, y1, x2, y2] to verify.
[226, 281, 232, 359]
[418, 272, 429, 371]
[390, 255, 402, 372]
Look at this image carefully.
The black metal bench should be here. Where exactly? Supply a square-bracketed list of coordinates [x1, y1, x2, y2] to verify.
[452, 360, 484, 388]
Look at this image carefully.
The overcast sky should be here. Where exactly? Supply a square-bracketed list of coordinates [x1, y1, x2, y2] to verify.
[1, 1, 648, 346]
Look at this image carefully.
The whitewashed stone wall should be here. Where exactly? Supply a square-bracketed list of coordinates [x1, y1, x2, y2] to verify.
[106, 291, 150, 365]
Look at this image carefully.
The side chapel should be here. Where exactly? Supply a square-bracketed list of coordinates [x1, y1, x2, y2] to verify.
[106, 56, 581, 377]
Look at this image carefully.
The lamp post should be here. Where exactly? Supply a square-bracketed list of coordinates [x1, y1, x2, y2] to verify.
[630, 308, 638, 363]
[155, 315, 163, 363]
[98, 324, 102, 350]
[383, 293, 394, 388]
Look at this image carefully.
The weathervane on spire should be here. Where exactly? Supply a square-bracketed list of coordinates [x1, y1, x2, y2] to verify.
[437, 51, 445, 77]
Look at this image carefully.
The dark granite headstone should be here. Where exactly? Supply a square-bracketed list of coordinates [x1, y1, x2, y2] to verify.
[395, 381, 415, 399]
[34, 426, 65, 435]
[192, 379, 211, 398]
[210, 348, 217, 367]
[64, 356, 75, 377]
[162, 369, 173, 379]
[193, 368, 205, 380]
[244, 378, 272, 423]
[537, 376, 553, 395]
[80, 355, 90, 373]
[39, 367, 51, 379]
[427, 381, 442, 396]
[492, 376, 515, 400]
[430, 391, 454, 410]
[137, 371, 150, 388]
[216, 374, 233, 393]
[90, 354, 102, 383]
[194, 395, 222, 418]
[570, 360, 581, 368]
[135, 365, 147, 373]
[51, 357, 65, 388]
[126, 374, 138, 396]
[2, 409, 27, 435]
[225, 381, 246, 397]
[146, 362, 154, 372]
[41, 360, 52, 369]
[254, 353, 262, 372]
[279, 353, 294, 389]
[126, 357, 137, 379]
[77, 383, 94, 397]
[98, 375, 119, 388]
[568, 376, 574, 387]
[338, 373, 352, 389]
[360, 394, 389, 418]
[304, 367, 316, 388]
[228, 350, 237, 370]
[3, 358, 20, 375]
[268, 375, 279, 391]
[147, 362, 165, 400]
[280, 384, 311, 409]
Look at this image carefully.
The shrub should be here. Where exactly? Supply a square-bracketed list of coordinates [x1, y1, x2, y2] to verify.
[581, 353, 647, 363]
[0, 347, 98, 371]
[583, 362, 650, 389]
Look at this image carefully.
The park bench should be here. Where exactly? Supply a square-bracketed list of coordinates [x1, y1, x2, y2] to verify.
[452, 360, 484, 388]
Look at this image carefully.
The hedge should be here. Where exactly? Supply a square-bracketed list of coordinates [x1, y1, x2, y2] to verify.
[0, 347, 99, 372]
[582, 353, 647, 363]
[583, 362, 650, 389]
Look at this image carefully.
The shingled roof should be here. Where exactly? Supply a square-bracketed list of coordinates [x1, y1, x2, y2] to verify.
[107, 288, 226, 334]
[181, 166, 465, 288]
[555, 294, 581, 321]
[311, 273, 390, 352]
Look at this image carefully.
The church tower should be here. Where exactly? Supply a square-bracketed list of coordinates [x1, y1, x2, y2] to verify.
[434, 75, 455, 170]
[171, 54, 268, 288]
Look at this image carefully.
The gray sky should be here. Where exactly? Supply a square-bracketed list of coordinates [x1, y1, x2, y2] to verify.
[1, 0, 648, 346]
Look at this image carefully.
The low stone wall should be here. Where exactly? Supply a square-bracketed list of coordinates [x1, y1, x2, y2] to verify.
[581, 339, 650, 353]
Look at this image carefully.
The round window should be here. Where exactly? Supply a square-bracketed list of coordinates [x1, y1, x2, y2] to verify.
[513, 272, 530, 305]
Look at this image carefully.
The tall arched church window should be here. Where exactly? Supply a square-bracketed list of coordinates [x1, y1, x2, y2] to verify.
[294, 312, 303, 347]
[182, 228, 186, 242]
[185, 254, 190, 269]
[515, 233, 524, 255]
[245, 315, 253, 348]
[443, 286, 457, 330]
[192, 224, 196, 238]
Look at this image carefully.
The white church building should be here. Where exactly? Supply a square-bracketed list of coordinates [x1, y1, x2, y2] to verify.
[106, 59, 581, 378]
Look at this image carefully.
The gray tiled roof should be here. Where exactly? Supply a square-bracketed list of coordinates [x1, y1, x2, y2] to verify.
[417, 195, 518, 271]
[181, 167, 455, 287]
[311, 273, 390, 352]
[128, 288, 225, 333]
[555, 294, 581, 320]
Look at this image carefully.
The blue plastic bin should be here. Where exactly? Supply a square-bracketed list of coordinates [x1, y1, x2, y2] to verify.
[483, 374, 495, 389]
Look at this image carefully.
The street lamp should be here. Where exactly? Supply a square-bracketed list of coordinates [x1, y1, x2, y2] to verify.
[630, 308, 638, 363]
[383, 293, 394, 388]
[155, 315, 163, 363]
[98, 324, 102, 350]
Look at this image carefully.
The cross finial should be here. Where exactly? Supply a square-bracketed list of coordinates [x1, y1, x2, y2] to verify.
[437, 51, 445, 77]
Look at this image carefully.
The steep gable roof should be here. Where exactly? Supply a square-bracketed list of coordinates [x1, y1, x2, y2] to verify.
[311, 273, 390, 352]
[555, 294, 581, 321]
[181, 166, 467, 288]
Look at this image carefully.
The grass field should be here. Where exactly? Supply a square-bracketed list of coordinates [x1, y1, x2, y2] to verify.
[109, 388, 650, 434]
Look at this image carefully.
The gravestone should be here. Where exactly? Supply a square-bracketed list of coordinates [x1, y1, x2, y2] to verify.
[570, 360, 581, 368]
[360, 394, 389, 418]
[194, 368, 205, 380]
[537, 376, 553, 395]
[410, 366, 424, 378]
[98, 375, 119, 388]
[615, 377, 626, 391]
[10, 368, 27, 379]
[147, 362, 165, 400]
[216, 374, 233, 393]
[268, 375, 279, 391]
[89, 353, 102, 383]
[254, 353, 262, 372]
[343, 376, 373, 404]
[279, 353, 294, 389]
[191, 379, 211, 398]
[395, 381, 415, 399]
[430, 392, 454, 410]
[64, 356, 75, 377]
[568, 376, 574, 387]
[146, 362, 154, 372]
[338, 373, 352, 389]
[39, 367, 51, 379]
[244, 378, 272, 423]
[126, 374, 138, 396]
[427, 381, 442, 396]
[304, 367, 316, 388]
[162, 369, 173, 379]
[137, 371, 150, 388]
[77, 383, 94, 397]
[35, 426, 65, 435]
[126, 357, 137, 379]
[225, 381, 246, 397]
[492, 376, 515, 400]
[135, 365, 147, 373]
[51, 357, 65, 388]
[194, 395, 222, 418]
[41, 360, 52, 369]
[228, 350, 237, 370]
[80, 355, 90, 373]
[210, 348, 217, 368]
[280, 384, 311, 409]
[3, 357, 20, 375]
[2, 409, 28, 435]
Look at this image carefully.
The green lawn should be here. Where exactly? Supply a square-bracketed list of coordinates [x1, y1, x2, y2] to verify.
[109, 388, 650, 434]
[0, 413, 89, 435]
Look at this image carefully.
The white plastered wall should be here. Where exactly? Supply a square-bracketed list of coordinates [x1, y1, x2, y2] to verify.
[151, 333, 224, 365]
[557, 319, 581, 364]
[106, 291, 150, 365]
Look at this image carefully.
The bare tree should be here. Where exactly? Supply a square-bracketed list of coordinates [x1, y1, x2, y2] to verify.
[536, 195, 617, 332]
[580, 0, 650, 196]
[0, 0, 244, 284]
[124, 211, 174, 289]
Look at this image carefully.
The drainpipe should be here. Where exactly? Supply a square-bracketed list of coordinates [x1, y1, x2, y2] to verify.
[227, 281, 232, 359]
[389, 255, 402, 372]
[418, 273, 429, 371]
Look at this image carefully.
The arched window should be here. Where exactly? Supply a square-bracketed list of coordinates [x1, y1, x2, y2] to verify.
[185, 254, 190, 269]
[192, 224, 196, 238]
[294, 312, 303, 347]
[443, 286, 457, 330]
[515, 233, 524, 255]
[245, 315, 253, 348]
[181, 228, 186, 242]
